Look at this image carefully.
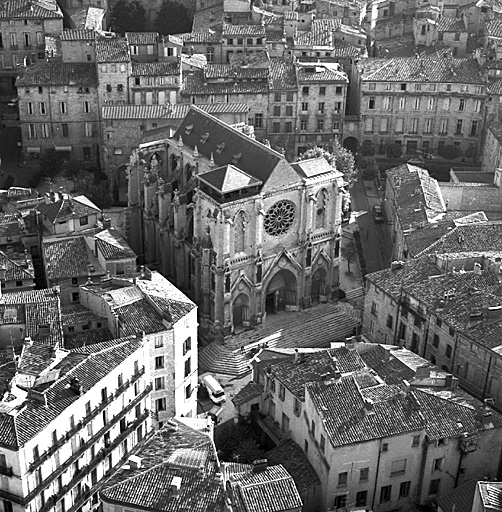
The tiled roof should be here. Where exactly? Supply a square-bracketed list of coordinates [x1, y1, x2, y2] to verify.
[115, 299, 167, 335]
[43, 236, 104, 280]
[95, 228, 136, 260]
[16, 63, 97, 87]
[0, 336, 143, 448]
[265, 31, 285, 42]
[487, 19, 502, 38]
[222, 23, 266, 36]
[101, 420, 226, 512]
[64, 327, 114, 349]
[227, 464, 303, 512]
[38, 195, 100, 223]
[269, 347, 365, 400]
[192, 4, 224, 32]
[183, 70, 269, 94]
[204, 64, 268, 80]
[131, 62, 179, 76]
[358, 56, 484, 84]
[101, 102, 249, 120]
[360, 345, 418, 385]
[0, 250, 34, 281]
[232, 380, 264, 407]
[61, 303, 103, 326]
[387, 164, 446, 229]
[173, 106, 283, 187]
[0, 0, 62, 19]
[60, 29, 96, 41]
[266, 440, 320, 492]
[478, 482, 502, 511]
[180, 31, 222, 44]
[125, 32, 159, 45]
[95, 36, 130, 62]
[404, 220, 456, 258]
[436, 480, 477, 512]
[268, 58, 297, 89]
[294, 18, 341, 46]
[298, 64, 348, 83]
[437, 17, 467, 32]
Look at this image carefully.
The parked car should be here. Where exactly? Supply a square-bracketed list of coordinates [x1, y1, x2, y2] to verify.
[372, 204, 384, 223]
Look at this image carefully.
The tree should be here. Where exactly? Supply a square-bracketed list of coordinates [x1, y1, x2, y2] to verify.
[360, 156, 379, 180]
[340, 237, 357, 275]
[39, 148, 64, 179]
[215, 419, 263, 462]
[359, 140, 376, 157]
[438, 144, 460, 160]
[386, 142, 402, 160]
[155, 0, 193, 35]
[111, 0, 146, 35]
[299, 139, 357, 188]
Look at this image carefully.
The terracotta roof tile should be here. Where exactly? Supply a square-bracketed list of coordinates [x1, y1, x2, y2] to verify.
[436, 479, 477, 512]
[437, 17, 467, 32]
[60, 28, 96, 41]
[179, 31, 222, 44]
[96, 36, 130, 62]
[0, 0, 62, 19]
[125, 32, 159, 45]
[95, 228, 136, 260]
[16, 63, 97, 87]
[222, 23, 266, 36]
[61, 303, 103, 326]
[204, 64, 268, 80]
[183, 70, 269, 94]
[131, 62, 179, 76]
[487, 19, 502, 38]
[0, 250, 34, 280]
[38, 195, 100, 223]
[232, 380, 264, 407]
[268, 58, 297, 89]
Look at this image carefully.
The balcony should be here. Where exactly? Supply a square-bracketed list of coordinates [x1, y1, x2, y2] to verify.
[28, 366, 145, 473]
[26, 383, 151, 504]
[0, 465, 13, 477]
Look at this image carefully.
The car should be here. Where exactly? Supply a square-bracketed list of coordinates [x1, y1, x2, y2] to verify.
[372, 204, 384, 223]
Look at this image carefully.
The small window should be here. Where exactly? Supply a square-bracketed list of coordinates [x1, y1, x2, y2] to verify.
[155, 355, 164, 369]
[71, 277, 78, 286]
[319, 86, 326, 95]
[434, 457, 444, 471]
[412, 435, 420, 447]
[72, 292, 79, 302]
[391, 458, 406, 475]
[155, 336, 163, 348]
[360, 467, 369, 481]
[338, 472, 348, 486]
[80, 216, 88, 226]
[430, 478, 440, 495]
[399, 481, 411, 498]
[380, 485, 392, 503]
[445, 345, 452, 358]
[16, 280, 22, 287]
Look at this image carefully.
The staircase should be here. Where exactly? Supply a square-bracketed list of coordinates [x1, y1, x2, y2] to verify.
[198, 302, 361, 377]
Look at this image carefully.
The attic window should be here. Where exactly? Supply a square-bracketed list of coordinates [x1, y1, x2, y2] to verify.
[200, 132, 209, 144]
[216, 142, 225, 154]
[232, 152, 242, 164]
[185, 124, 194, 135]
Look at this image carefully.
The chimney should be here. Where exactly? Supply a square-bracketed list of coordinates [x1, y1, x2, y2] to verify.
[444, 374, 453, 388]
[400, 380, 411, 394]
[171, 476, 182, 497]
[485, 305, 502, 323]
[345, 338, 356, 350]
[102, 217, 112, 229]
[415, 365, 430, 380]
[69, 377, 83, 395]
[398, 339, 404, 349]
[364, 400, 375, 415]
[469, 312, 483, 327]
[391, 261, 404, 271]
[23, 336, 33, 348]
[252, 459, 268, 473]
[198, 465, 205, 479]
[483, 411, 494, 429]
[128, 455, 142, 469]
[294, 349, 300, 364]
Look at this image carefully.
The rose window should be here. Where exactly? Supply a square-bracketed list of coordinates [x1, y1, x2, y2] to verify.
[264, 201, 295, 236]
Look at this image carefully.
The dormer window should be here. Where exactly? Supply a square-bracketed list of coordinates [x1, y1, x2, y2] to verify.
[185, 124, 193, 134]
[200, 132, 209, 143]
[232, 152, 241, 164]
[216, 142, 225, 153]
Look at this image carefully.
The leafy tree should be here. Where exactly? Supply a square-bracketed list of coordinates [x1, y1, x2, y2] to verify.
[215, 418, 264, 463]
[341, 237, 357, 274]
[386, 142, 402, 160]
[110, 0, 147, 35]
[359, 140, 376, 157]
[360, 156, 379, 180]
[299, 139, 357, 188]
[438, 144, 460, 160]
[39, 148, 64, 178]
[155, 0, 193, 35]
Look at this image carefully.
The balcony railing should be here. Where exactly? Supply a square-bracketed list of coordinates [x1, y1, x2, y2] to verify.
[28, 367, 145, 473]
[26, 383, 151, 504]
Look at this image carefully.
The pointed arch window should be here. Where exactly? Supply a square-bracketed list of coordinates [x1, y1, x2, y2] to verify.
[185, 163, 192, 182]
[170, 154, 178, 171]
[316, 189, 328, 229]
[306, 242, 313, 268]
[234, 211, 247, 254]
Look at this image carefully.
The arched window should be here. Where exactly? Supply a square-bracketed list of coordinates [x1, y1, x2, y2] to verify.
[315, 189, 328, 229]
[170, 154, 177, 171]
[185, 163, 192, 182]
[234, 211, 247, 254]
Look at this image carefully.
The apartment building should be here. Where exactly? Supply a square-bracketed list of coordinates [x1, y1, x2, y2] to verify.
[250, 343, 502, 511]
[16, 62, 100, 164]
[354, 55, 486, 160]
[362, 225, 502, 410]
[0, 0, 63, 94]
[0, 333, 153, 512]
[60, 29, 97, 64]
[221, 23, 267, 63]
[0, 249, 35, 292]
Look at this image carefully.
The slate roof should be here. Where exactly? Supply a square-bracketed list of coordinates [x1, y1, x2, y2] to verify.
[100, 420, 226, 512]
[291, 157, 341, 179]
[60, 29, 96, 41]
[358, 56, 484, 84]
[226, 464, 303, 512]
[16, 63, 98, 87]
[43, 236, 104, 280]
[437, 17, 467, 32]
[95, 36, 130, 62]
[0, 336, 142, 448]
[0, 0, 62, 19]
[38, 195, 100, 224]
[101, 103, 249, 120]
[436, 480, 477, 512]
[95, 228, 136, 260]
[222, 23, 266, 36]
[387, 164, 446, 229]
[0, 250, 34, 281]
[266, 439, 320, 492]
[198, 165, 262, 194]
[173, 106, 284, 187]
[125, 32, 159, 45]
[488, 19, 502, 38]
[131, 62, 180, 76]
[268, 58, 297, 89]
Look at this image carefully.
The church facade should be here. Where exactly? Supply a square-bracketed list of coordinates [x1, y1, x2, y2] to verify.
[126, 106, 345, 342]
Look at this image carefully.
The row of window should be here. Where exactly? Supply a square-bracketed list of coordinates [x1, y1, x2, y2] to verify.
[133, 76, 177, 86]
[155, 383, 192, 411]
[0, 52, 44, 69]
[302, 85, 344, 96]
[367, 96, 482, 113]
[225, 37, 264, 46]
[301, 101, 343, 113]
[367, 82, 483, 94]
[100, 63, 127, 74]
[26, 101, 93, 115]
[0, 31, 44, 49]
[27, 122, 95, 139]
[364, 117, 478, 136]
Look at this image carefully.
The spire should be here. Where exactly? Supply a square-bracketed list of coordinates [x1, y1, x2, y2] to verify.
[178, 135, 183, 147]
[202, 225, 213, 249]
[193, 145, 199, 158]
[209, 152, 215, 168]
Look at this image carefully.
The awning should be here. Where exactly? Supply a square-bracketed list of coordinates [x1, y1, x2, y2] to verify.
[26, 147, 41, 153]
[55, 146, 72, 151]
